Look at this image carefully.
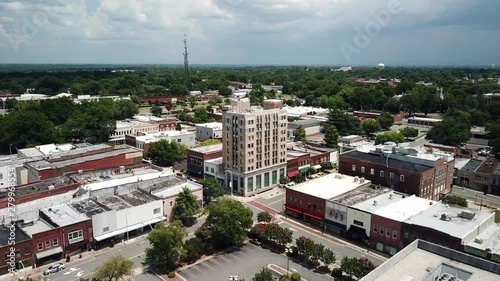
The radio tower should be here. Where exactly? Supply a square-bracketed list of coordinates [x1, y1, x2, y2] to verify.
[183, 34, 190, 90]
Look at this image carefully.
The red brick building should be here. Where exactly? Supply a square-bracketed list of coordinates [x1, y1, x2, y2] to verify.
[186, 144, 223, 177]
[424, 143, 473, 158]
[339, 146, 454, 201]
[0, 225, 32, 275]
[158, 118, 177, 131]
[140, 96, 186, 105]
[286, 146, 333, 178]
[353, 111, 404, 124]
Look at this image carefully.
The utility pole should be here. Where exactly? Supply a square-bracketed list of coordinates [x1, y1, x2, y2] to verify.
[183, 34, 190, 90]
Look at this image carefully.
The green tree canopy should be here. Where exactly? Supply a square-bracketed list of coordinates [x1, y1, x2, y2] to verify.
[257, 211, 273, 223]
[323, 124, 339, 148]
[294, 125, 306, 142]
[172, 187, 202, 225]
[377, 112, 394, 130]
[150, 105, 163, 117]
[442, 195, 468, 207]
[375, 131, 405, 145]
[400, 127, 419, 139]
[146, 221, 187, 271]
[253, 267, 274, 281]
[94, 256, 134, 281]
[197, 177, 224, 204]
[362, 119, 382, 136]
[200, 139, 221, 146]
[146, 139, 187, 166]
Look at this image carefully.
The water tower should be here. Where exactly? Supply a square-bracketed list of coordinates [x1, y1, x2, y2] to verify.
[377, 63, 385, 70]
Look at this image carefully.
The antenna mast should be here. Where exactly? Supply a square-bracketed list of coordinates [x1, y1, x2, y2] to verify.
[183, 34, 190, 90]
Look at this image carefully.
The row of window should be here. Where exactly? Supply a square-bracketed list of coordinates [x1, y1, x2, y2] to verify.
[373, 224, 398, 239]
[288, 197, 323, 213]
[352, 165, 405, 182]
[38, 239, 59, 251]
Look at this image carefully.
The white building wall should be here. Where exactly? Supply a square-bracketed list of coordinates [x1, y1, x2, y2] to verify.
[346, 208, 372, 237]
[329, 151, 339, 165]
[196, 125, 223, 141]
[204, 162, 221, 177]
[92, 200, 163, 238]
[462, 213, 495, 244]
[325, 201, 348, 226]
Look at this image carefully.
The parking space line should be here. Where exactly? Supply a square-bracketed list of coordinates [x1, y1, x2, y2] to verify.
[201, 262, 216, 271]
[209, 257, 225, 267]
[190, 265, 202, 273]
[218, 255, 233, 263]
[181, 270, 197, 280]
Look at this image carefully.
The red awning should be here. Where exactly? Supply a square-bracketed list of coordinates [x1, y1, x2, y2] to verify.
[285, 204, 303, 214]
[304, 212, 323, 221]
[287, 170, 299, 178]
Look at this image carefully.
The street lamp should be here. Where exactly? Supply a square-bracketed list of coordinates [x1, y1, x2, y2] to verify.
[125, 212, 130, 242]
[285, 247, 293, 278]
[229, 275, 238, 281]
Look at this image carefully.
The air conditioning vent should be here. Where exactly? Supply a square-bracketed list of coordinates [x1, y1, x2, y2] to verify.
[475, 238, 483, 244]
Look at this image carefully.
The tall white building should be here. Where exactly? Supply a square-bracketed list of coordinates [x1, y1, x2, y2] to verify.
[223, 98, 288, 196]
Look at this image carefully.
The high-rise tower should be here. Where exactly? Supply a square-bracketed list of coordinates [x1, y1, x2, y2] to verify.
[183, 34, 190, 90]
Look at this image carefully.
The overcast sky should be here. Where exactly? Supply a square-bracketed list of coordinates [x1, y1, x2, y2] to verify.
[0, 0, 499, 66]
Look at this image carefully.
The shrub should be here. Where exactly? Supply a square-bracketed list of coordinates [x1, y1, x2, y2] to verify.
[167, 272, 176, 278]
[280, 276, 290, 281]
[331, 268, 343, 278]
[290, 272, 301, 281]
[182, 237, 205, 263]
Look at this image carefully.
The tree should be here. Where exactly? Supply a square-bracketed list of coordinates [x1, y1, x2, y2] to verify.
[146, 221, 187, 271]
[168, 84, 189, 96]
[202, 198, 253, 250]
[442, 195, 468, 207]
[257, 211, 273, 223]
[146, 139, 187, 166]
[294, 125, 306, 142]
[114, 99, 139, 120]
[353, 256, 376, 279]
[427, 112, 471, 146]
[197, 178, 224, 204]
[150, 105, 163, 117]
[253, 267, 273, 281]
[323, 124, 339, 148]
[4, 98, 18, 111]
[165, 100, 173, 113]
[295, 236, 314, 257]
[193, 107, 209, 123]
[295, 172, 305, 183]
[94, 256, 133, 281]
[400, 127, 419, 139]
[130, 95, 140, 104]
[172, 187, 202, 225]
[279, 176, 290, 185]
[218, 86, 232, 97]
[377, 112, 394, 130]
[327, 109, 363, 136]
[290, 272, 301, 281]
[340, 256, 356, 280]
[375, 131, 405, 145]
[182, 237, 205, 263]
[321, 162, 334, 170]
[200, 139, 221, 146]
[176, 123, 182, 131]
[362, 119, 382, 136]
[188, 96, 198, 109]
[310, 242, 325, 264]
[320, 248, 336, 268]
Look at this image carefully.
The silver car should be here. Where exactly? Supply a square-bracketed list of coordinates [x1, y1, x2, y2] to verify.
[43, 263, 65, 275]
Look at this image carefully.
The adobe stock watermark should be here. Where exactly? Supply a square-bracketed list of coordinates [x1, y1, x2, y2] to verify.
[6, 166, 17, 276]
[3, 0, 68, 54]
[340, 0, 402, 64]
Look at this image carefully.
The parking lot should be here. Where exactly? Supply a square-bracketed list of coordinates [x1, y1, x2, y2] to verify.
[178, 243, 331, 281]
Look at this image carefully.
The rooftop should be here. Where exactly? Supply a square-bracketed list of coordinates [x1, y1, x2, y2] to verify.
[339, 135, 365, 142]
[404, 202, 494, 239]
[116, 119, 150, 128]
[352, 191, 408, 213]
[18, 143, 109, 160]
[343, 149, 435, 172]
[466, 223, 500, 255]
[287, 173, 371, 200]
[470, 126, 487, 134]
[0, 225, 31, 246]
[116, 190, 157, 206]
[373, 195, 436, 222]
[135, 130, 195, 143]
[0, 176, 75, 200]
[189, 144, 223, 154]
[196, 122, 223, 129]
[41, 204, 89, 227]
[360, 239, 500, 281]
[475, 158, 500, 174]
[289, 119, 321, 127]
[22, 219, 54, 236]
[70, 199, 107, 217]
[460, 159, 483, 172]
[330, 185, 393, 206]
[408, 116, 443, 122]
[149, 176, 202, 198]
[27, 147, 142, 171]
[455, 158, 471, 170]
[206, 157, 223, 165]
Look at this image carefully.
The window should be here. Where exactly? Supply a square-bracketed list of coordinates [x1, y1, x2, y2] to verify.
[38, 243, 43, 251]
[392, 230, 398, 239]
[210, 168, 214, 173]
[248, 177, 254, 192]
[272, 170, 277, 185]
[380, 170, 384, 177]
[53, 239, 58, 246]
[69, 229, 84, 244]
[153, 208, 161, 214]
[370, 168, 374, 175]
[373, 224, 377, 232]
[352, 165, 356, 171]
[379, 226, 384, 234]
[353, 220, 363, 227]
[386, 228, 390, 237]
[205, 166, 209, 171]
[264, 172, 270, 187]
[170, 201, 173, 206]
[45, 241, 51, 249]
[361, 166, 365, 173]
[390, 172, 394, 179]
[400, 175, 405, 182]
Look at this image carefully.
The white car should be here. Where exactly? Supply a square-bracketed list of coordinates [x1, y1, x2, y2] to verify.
[43, 263, 65, 275]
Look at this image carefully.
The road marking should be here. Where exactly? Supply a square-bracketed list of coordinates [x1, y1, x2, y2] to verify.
[289, 227, 296, 232]
[210, 258, 225, 267]
[276, 221, 283, 225]
[190, 265, 202, 273]
[291, 268, 297, 272]
[267, 198, 284, 207]
[201, 262, 216, 271]
[218, 255, 232, 263]
[182, 270, 197, 279]
[75, 271, 84, 277]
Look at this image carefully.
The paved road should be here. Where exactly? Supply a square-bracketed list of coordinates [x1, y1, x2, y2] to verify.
[178, 243, 332, 281]
[451, 186, 500, 209]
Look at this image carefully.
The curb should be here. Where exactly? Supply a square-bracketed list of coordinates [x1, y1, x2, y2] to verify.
[267, 264, 308, 281]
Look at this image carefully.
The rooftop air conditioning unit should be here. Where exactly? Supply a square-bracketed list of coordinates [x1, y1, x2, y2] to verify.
[474, 238, 483, 244]
[440, 213, 451, 221]
[354, 176, 358, 182]
[389, 194, 393, 199]
[360, 177, 365, 183]
[373, 200, 378, 206]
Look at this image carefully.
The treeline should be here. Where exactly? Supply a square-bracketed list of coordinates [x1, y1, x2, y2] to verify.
[0, 98, 138, 153]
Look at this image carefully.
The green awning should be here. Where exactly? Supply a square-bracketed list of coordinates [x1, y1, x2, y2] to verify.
[299, 167, 310, 173]
[36, 247, 63, 259]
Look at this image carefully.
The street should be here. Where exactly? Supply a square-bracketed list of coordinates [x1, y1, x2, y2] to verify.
[451, 186, 500, 209]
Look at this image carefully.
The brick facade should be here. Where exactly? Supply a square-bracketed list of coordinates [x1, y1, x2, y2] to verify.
[285, 188, 325, 223]
[187, 148, 223, 177]
[0, 183, 80, 209]
[370, 215, 404, 254]
[401, 222, 463, 252]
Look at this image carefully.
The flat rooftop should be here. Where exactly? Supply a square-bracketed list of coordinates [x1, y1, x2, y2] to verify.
[343, 150, 433, 172]
[372, 195, 435, 222]
[41, 204, 90, 227]
[476, 158, 500, 174]
[136, 130, 194, 142]
[352, 191, 408, 213]
[461, 159, 482, 172]
[408, 116, 443, 122]
[116, 190, 156, 206]
[288, 173, 371, 200]
[27, 147, 142, 170]
[361, 240, 500, 281]
[22, 219, 54, 236]
[0, 225, 30, 246]
[80, 171, 166, 192]
[330, 185, 392, 206]
[0, 176, 75, 200]
[455, 158, 471, 170]
[196, 122, 223, 129]
[70, 199, 107, 217]
[467, 223, 500, 255]
[116, 119, 149, 128]
[289, 119, 321, 127]
[206, 157, 223, 165]
[404, 202, 494, 239]
[189, 144, 223, 154]
[149, 175, 201, 198]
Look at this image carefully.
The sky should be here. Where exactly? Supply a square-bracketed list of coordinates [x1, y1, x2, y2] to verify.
[0, 0, 499, 66]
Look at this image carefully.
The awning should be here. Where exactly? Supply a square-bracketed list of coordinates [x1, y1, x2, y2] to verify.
[94, 216, 166, 242]
[36, 247, 63, 260]
[285, 204, 303, 214]
[299, 167, 310, 173]
[347, 225, 368, 239]
[287, 170, 299, 178]
[312, 164, 322, 170]
[303, 211, 323, 221]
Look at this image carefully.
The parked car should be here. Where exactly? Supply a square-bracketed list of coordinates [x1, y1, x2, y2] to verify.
[287, 182, 296, 187]
[44, 263, 65, 275]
